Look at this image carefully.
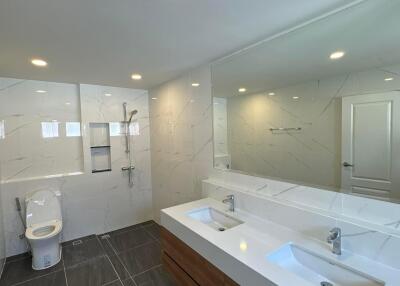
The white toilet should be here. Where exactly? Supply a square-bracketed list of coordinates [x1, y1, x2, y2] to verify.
[25, 189, 63, 270]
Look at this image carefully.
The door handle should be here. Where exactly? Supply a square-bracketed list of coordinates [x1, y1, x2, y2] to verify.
[343, 162, 354, 167]
[121, 166, 135, 171]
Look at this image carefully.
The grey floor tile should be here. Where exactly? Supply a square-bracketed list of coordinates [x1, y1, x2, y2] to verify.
[117, 241, 161, 276]
[136, 221, 156, 228]
[4, 252, 31, 264]
[103, 279, 123, 286]
[143, 224, 160, 241]
[63, 237, 105, 268]
[0, 256, 62, 286]
[121, 278, 136, 286]
[107, 255, 130, 280]
[104, 225, 143, 238]
[65, 256, 118, 286]
[13, 270, 67, 286]
[133, 266, 175, 286]
[98, 237, 118, 257]
[109, 228, 154, 253]
[62, 234, 97, 248]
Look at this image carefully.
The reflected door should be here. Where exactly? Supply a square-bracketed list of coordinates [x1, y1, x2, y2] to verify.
[341, 92, 400, 201]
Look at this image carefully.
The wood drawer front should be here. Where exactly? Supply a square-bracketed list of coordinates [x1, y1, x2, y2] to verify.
[161, 227, 239, 286]
[162, 252, 199, 286]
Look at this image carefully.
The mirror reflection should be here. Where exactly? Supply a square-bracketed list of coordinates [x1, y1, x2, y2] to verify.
[212, 0, 400, 202]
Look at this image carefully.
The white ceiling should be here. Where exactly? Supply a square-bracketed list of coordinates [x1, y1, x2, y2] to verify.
[0, 0, 356, 89]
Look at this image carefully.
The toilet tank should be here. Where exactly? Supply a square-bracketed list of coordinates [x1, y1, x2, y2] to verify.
[25, 190, 62, 227]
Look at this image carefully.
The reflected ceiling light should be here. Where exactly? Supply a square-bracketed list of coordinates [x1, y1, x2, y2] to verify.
[268, 92, 275, 96]
[292, 96, 300, 100]
[329, 51, 345, 60]
[384, 77, 394, 81]
[238, 88, 246, 93]
[104, 93, 112, 97]
[31, 58, 48, 67]
[36, 90, 47, 93]
[240, 241, 248, 252]
[131, 73, 142, 80]
[151, 97, 157, 100]
[65, 102, 71, 105]
[191, 83, 200, 87]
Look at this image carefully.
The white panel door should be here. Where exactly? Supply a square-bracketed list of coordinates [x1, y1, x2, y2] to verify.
[341, 92, 400, 201]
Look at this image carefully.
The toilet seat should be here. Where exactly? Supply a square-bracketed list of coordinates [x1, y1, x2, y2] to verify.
[25, 220, 62, 240]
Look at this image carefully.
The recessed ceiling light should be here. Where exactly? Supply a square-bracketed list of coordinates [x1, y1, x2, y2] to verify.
[238, 88, 246, 93]
[329, 51, 345, 60]
[192, 83, 200, 87]
[292, 96, 300, 100]
[104, 93, 112, 97]
[384, 77, 394, 81]
[36, 90, 47, 93]
[151, 97, 157, 100]
[31, 58, 48, 67]
[268, 92, 275, 96]
[131, 74, 142, 80]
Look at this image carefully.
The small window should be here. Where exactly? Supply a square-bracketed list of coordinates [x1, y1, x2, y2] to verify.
[109, 122, 122, 136]
[66, 122, 81, 137]
[41, 122, 59, 138]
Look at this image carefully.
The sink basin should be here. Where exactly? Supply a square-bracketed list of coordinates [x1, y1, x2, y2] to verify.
[267, 244, 385, 286]
[187, 207, 243, 231]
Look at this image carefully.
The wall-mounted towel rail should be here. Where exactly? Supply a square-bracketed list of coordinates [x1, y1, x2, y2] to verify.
[269, 127, 302, 132]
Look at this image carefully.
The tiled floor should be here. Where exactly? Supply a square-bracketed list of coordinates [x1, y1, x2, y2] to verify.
[0, 221, 176, 286]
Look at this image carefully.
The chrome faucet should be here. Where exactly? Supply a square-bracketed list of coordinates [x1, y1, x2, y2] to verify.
[222, 195, 235, 212]
[327, 227, 341, 255]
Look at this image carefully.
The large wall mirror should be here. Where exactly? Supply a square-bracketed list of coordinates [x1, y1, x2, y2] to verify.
[212, 0, 400, 203]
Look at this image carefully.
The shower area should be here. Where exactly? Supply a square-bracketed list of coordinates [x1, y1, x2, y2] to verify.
[122, 103, 138, 186]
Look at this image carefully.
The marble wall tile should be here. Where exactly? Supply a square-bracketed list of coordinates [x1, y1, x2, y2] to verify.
[0, 82, 153, 257]
[0, 78, 84, 181]
[149, 66, 213, 223]
[223, 64, 400, 191]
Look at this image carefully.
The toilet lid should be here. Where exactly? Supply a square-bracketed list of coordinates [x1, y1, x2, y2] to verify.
[25, 190, 62, 227]
[25, 219, 62, 240]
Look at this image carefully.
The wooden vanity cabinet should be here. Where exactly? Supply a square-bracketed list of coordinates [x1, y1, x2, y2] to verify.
[161, 227, 239, 286]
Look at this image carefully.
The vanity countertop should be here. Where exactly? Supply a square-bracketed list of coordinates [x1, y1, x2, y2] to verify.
[161, 198, 400, 286]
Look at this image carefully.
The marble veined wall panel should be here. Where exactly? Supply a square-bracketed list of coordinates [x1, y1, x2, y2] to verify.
[227, 64, 400, 190]
[149, 66, 213, 222]
[0, 82, 153, 256]
[0, 78, 83, 182]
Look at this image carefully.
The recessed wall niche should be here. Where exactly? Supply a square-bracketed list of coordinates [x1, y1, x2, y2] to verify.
[89, 123, 111, 173]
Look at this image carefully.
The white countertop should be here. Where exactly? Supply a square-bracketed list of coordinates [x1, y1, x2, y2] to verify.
[161, 198, 400, 286]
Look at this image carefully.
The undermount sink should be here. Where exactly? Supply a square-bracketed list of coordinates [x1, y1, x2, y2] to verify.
[187, 207, 243, 231]
[267, 244, 385, 286]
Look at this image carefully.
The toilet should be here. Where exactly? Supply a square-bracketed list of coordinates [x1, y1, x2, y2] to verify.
[25, 189, 63, 270]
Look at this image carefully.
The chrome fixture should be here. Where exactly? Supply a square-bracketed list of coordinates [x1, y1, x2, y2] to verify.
[327, 227, 341, 255]
[222, 195, 235, 212]
[122, 102, 138, 187]
[269, 127, 302, 132]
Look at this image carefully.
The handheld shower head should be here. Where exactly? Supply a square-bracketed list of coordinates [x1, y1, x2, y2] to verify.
[128, 109, 138, 123]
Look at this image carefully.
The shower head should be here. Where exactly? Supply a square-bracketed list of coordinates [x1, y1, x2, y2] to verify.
[128, 109, 138, 123]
